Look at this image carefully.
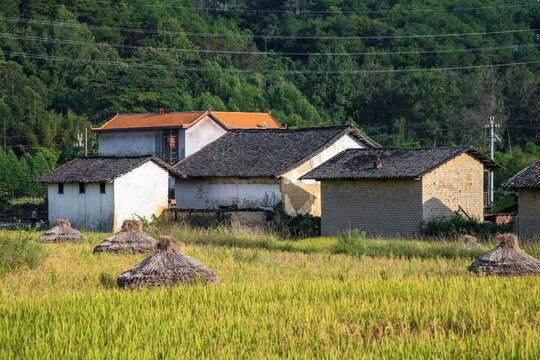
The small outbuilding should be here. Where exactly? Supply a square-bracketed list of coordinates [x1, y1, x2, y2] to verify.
[301, 147, 502, 238]
[502, 158, 540, 239]
[34, 155, 185, 232]
[173, 125, 379, 216]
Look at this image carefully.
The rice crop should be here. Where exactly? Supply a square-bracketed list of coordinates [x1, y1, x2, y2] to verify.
[0, 229, 538, 359]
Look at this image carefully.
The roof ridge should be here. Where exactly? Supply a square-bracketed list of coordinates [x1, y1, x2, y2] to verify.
[115, 111, 204, 116]
[344, 146, 469, 151]
[229, 125, 353, 132]
[80, 154, 154, 159]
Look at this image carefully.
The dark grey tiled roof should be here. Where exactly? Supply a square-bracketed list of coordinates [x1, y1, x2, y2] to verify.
[300, 147, 502, 180]
[502, 158, 540, 189]
[174, 126, 379, 178]
[34, 155, 185, 183]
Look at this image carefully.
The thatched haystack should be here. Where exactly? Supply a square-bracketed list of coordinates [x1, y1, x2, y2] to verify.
[37, 219, 87, 242]
[117, 236, 218, 289]
[459, 235, 488, 252]
[468, 233, 540, 276]
[93, 220, 157, 254]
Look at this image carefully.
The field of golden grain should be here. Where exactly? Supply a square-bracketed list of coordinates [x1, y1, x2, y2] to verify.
[0, 227, 539, 359]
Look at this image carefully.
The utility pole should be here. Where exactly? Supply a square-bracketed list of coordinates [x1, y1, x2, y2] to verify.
[485, 116, 500, 207]
[85, 128, 88, 156]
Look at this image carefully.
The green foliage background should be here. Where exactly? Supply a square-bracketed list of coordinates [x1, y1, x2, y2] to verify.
[0, 0, 539, 200]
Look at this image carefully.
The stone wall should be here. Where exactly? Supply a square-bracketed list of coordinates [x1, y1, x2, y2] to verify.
[161, 208, 275, 229]
[518, 189, 540, 239]
[320, 179, 423, 238]
[421, 153, 485, 222]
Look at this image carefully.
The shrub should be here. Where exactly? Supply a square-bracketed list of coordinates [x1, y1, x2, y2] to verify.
[273, 202, 320, 239]
[426, 216, 513, 240]
[0, 235, 45, 276]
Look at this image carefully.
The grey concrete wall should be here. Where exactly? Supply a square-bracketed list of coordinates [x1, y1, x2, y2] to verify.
[47, 182, 114, 231]
[518, 189, 540, 239]
[98, 131, 155, 156]
[175, 177, 281, 210]
[320, 179, 423, 238]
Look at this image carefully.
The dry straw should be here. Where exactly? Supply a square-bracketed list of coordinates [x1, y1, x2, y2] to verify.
[117, 235, 218, 289]
[459, 235, 487, 252]
[468, 233, 540, 276]
[37, 219, 87, 242]
[93, 220, 157, 254]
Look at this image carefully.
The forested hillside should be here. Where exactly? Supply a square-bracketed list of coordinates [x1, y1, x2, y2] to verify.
[1, 1, 539, 199]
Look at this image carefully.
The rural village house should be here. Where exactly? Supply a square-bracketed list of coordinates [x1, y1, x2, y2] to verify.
[34, 156, 185, 232]
[173, 125, 380, 216]
[92, 110, 281, 164]
[502, 158, 540, 239]
[301, 147, 502, 237]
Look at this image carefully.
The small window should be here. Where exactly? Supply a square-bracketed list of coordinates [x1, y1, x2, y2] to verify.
[79, 183, 85, 194]
[100, 183, 106, 194]
[58, 183, 64, 194]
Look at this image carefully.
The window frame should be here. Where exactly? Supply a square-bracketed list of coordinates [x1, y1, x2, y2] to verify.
[58, 183, 64, 194]
[100, 182, 106, 194]
[79, 183, 85, 194]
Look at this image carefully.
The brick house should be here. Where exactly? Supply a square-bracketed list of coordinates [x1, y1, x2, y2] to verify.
[301, 147, 502, 238]
[173, 126, 379, 216]
[502, 158, 540, 239]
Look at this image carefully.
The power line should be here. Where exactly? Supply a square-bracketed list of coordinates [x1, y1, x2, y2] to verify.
[3, 16, 539, 40]
[76, 0, 540, 15]
[2, 50, 540, 74]
[3, 32, 540, 57]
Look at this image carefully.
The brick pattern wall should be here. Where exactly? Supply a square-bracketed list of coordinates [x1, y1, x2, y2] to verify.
[280, 134, 363, 216]
[320, 179, 423, 237]
[421, 153, 484, 222]
[519, 189, 540, 239]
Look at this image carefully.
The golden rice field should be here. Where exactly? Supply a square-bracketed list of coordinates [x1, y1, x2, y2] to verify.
[0, 228, 539, 359]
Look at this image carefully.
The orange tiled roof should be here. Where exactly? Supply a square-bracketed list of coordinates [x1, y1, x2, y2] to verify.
[211, 112, 281, 128]
[92, 111, 281, 131]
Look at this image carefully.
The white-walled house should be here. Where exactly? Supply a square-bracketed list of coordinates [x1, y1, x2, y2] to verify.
[173, 126, 380, 216]
[92, 110, 281, 164]
[34, 156, 185, 231]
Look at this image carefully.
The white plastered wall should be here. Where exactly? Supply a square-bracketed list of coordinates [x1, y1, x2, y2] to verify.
[184, 115, 227, 157]
[47, 182, 114, 231]
[113, 161, 169, 230]
[175, 177, 281, 209]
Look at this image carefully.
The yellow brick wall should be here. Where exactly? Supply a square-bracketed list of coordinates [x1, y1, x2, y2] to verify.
[280, 134, 363, 216]
[320, 179, 423, 237]
[421, 153, 484, 222]
[518, 189, 540, 239]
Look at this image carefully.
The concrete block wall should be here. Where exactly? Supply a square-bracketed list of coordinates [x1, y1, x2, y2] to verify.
[518, 189, 540, 239]
[320, 179, 423, 238]
[421, 153, 484, 222]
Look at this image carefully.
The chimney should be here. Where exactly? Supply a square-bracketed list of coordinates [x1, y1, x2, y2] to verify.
[374, 157, 382, 169]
